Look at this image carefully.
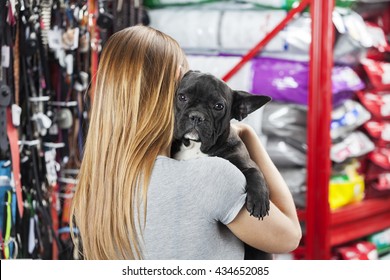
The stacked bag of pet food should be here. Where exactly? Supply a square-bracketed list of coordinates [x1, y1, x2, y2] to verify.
[256, 1, 390, 212]
[249, 2, 379, 211]
[146, 0, 376, 209]
[355, 12, 390, 201]
[333, 227, 390, 260]
[367, 227, 390, 260]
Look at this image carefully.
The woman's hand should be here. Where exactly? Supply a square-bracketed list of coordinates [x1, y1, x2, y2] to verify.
[231, 122, 252, 141]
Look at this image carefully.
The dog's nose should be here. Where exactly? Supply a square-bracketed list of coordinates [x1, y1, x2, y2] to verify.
[189, 112, 205, 125]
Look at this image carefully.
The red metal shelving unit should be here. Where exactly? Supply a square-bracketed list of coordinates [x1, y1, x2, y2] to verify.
[302, 0, 390, 260]
[224, 0, 390, 260]
[305, 0, 334, 260]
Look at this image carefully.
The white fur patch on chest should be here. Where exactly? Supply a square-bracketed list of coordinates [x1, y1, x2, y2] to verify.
[174, 141, 208, 160]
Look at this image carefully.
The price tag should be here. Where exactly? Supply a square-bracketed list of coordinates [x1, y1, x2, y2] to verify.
[11, 104, 22, 127]
[47, 28, 62, 50]
[1, 45, 10, 68]
[44, 149, 58, 185]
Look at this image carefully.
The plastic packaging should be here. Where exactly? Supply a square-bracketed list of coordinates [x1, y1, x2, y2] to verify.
[329, 160, 365, 210]
[265, 136, 307, 167]
[369, 147, 390, 170]
[361, 59, 390, 91]
[365, 22, 390, 61]
[368, 228, 390, 256]
[251, 57, 364, 105]
[365, 162, 390, 198]
[219, 9, 286, 52]
[331, 99, 371, 140]
[149, 7, 287, 53]
[149, 5, 370, 66]
[149, 9, 221, 50]
[187, 55, 364, 107]
[261, 101, 307, 144]
[335, 241, 378, 260]
[363, 147, 390, 198]
[261, 8, 370, 65]
[279, 167, 307, 208]
[357, 90, 390, 119]
[241, 0, 355, 10]
[144, 0, 216, 7]
[187, 55, 253, 91]
[333, 7, 373, 65]
[330, 131, 375, 163]
[365, 22, 390, 53]
[364, 120, 390, 144]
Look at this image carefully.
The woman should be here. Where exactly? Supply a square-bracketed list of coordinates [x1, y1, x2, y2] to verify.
[70, 25, 301, 260]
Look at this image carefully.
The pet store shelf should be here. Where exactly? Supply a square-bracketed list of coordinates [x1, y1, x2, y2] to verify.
[330, 197, 390, 246]
[294, 0, 390, 259]
[296, 196, 390, 257]
[224, 0, 390, 259]
[298, 196, 390, 225]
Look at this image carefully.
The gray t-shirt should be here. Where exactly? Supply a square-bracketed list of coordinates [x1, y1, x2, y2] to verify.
[140, 155, 247, 260]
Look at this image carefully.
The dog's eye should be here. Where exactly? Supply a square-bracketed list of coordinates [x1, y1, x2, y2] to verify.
[178, 93, 187, 102]
[214, 103, 224, 111]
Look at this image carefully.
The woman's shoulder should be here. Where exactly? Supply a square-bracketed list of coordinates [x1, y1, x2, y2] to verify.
[199, 156, 243, 173]
[182, 156, 242, 172]
[188, 156, 246, 185]
[156, 155, 245, 180]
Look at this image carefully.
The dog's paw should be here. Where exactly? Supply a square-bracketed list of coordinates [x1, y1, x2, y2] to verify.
[246, 189, 270, 220]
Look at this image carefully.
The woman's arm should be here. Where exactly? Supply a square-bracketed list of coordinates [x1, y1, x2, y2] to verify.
[227, 123, 302, 253]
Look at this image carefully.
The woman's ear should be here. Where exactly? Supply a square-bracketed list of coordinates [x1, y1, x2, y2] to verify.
[176, 65, 183, 80]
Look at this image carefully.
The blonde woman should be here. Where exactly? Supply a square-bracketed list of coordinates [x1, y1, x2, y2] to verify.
[70, 25, 301, 260]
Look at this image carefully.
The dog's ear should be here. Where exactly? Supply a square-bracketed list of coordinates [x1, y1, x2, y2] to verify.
[182, 70, 201, 78]
[232, 91, 272, 121]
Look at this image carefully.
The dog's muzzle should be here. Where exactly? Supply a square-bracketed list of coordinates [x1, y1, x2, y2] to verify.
[189, 111, 205, 125]
[184, 130, 200, 141]
[182, 111, 206, 142]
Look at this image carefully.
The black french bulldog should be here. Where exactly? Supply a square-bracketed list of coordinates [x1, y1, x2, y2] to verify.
[172, 70, 273, 259]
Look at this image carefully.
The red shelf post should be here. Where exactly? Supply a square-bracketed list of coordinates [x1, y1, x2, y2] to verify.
[306, 0, 335, 259]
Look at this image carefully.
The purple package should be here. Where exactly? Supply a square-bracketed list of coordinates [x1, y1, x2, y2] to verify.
[251, 57, 365, 105]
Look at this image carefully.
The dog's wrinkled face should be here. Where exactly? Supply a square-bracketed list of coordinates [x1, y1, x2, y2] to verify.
[174, 71, 271, 152]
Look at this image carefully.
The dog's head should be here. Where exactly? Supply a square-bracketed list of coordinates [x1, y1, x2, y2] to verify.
[173, 70, 271, 152]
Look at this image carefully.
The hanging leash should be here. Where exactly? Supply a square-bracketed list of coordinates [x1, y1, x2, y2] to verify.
[3, 190, 12, 258]
[19, 6, 63, 255]
[88, 0, 100, 103]
[1, 0, 24, 220]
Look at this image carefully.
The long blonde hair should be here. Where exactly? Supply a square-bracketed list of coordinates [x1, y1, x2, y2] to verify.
[70, 26, 188, 259]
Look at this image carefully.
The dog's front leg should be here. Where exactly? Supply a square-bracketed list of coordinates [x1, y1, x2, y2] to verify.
[241, 167, 270, 219]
